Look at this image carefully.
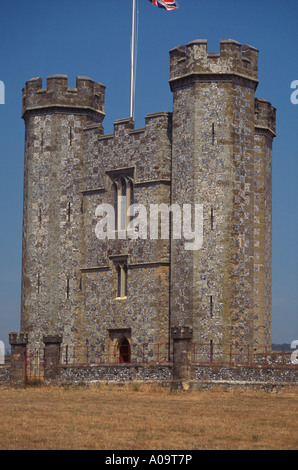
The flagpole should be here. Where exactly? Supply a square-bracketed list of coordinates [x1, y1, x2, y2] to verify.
[130, 0, 136, 120]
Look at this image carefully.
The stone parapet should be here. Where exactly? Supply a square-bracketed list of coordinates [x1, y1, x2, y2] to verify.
[22, 75, 105, 119]
[254, 98, 276, 137]
[170, 39, 259, 88]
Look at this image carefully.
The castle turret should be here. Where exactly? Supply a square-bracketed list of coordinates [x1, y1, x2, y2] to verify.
[253, 98, 276, 347]
[21, 75, 106, 346]
[169, 39, 275, 351]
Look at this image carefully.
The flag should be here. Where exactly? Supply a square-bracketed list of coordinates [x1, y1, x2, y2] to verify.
[149, 0, 179, 11]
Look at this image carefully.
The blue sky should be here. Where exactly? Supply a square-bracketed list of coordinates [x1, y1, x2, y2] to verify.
[0, 0, 297, 347]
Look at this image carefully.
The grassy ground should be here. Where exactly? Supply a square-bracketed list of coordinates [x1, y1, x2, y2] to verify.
[0, 384, 297, 450]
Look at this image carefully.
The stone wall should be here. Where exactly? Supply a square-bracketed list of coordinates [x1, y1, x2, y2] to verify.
[169, 39, 275, 348]
[55, 363, 298, 391]
[80, 113, 172, 353]
[194, 364, 298, 390]
[21, 76, 105, 348]
[3, 332, 298, 391]
[20, 40, 276, 359]
[0, 365, 10, 385]
[57, 363, 173, 386]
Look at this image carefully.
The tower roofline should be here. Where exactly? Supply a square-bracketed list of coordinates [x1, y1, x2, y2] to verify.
[22, 75, 105, 119]
[169, 39, 259, 90]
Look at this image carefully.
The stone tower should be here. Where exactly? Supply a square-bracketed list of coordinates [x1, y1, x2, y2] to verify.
[21, 75, 105, 345]
[20, 39, 275, 358]
[169, 39, 276, 351]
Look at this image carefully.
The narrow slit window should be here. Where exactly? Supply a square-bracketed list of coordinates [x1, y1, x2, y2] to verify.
[69, 127, 73, 146]
[67, 202, 71, 222]
[37, 273, 41, 294]
[211, 208, 214, 231]
[124, 264, 128, 297]
[210, 340, 214, 362]
[117, 265, 121, 298]
[66, 278, 70, 299]
[212, 123, 215, 145]
[210, 295, 213, 318]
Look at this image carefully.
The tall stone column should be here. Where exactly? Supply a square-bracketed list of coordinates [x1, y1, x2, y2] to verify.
[9, 332, 28, 388]
[171, 327, 193, 391]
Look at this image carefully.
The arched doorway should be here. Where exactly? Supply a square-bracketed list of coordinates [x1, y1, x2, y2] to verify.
[118, 337, 131, 363]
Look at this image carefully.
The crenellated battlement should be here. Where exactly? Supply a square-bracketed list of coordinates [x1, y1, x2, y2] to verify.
[9, 332, 29, 345]
[254, 98, 276, 136]
[97, 112, 172, 141]
[169, 39, 259, 88]
[22, 75, 105, 118]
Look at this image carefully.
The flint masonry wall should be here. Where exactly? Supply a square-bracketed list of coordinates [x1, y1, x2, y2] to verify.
[169, 39, 275, 348]
[22, 76, 172, 353]
[21, 39, 275, 373]
[253, 99, 276, 346]
[0, 365, 10, 385]
[21, 76, 105, 347]
[80, 113, 172, 357]
[2, 333, 297, 390]
[55, 363, 298, 391]
[193, 364, 298, 390]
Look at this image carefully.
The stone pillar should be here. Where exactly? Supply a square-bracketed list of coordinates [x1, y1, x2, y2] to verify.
[43, 335, 63, 382]
[171, 327, 193, 391]
[9, 332, 28, 388]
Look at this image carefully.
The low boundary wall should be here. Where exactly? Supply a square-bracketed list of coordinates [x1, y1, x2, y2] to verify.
[193, 364, 298, 391]
[57, 363, 298, 391]
[1, 331, 297, 390]
[58, 363, 173, 386]
[1, 361, 298, 391]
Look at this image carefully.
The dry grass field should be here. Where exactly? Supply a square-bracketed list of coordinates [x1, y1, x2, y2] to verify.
[0, 384, 297, 450]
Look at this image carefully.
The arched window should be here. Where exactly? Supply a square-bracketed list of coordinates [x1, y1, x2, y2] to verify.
[118, 337, 131, 363]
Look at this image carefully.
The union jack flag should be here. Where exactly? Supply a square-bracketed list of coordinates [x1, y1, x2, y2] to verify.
[149, 0, 179, 11]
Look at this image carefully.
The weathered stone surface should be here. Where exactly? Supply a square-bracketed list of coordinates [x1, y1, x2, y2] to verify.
[9, 332, 28, 388]
[20, 40, 276, 377]
[170, 40, 275, 349]
[58, 363, 173, 386]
